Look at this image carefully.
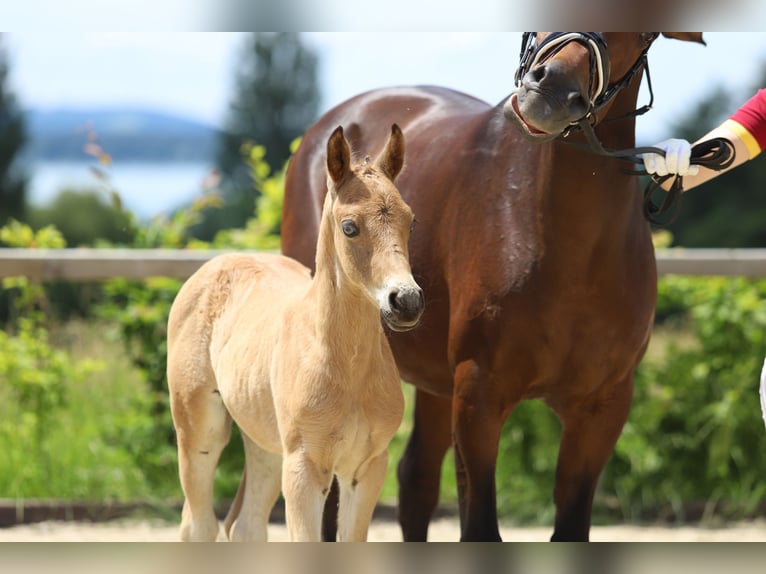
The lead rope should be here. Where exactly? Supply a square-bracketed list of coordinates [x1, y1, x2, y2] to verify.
[574, 118, 736, 225]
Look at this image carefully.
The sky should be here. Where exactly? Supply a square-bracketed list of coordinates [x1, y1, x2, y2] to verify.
[5, 32, 766, 218]
[6, 32, 766, 146]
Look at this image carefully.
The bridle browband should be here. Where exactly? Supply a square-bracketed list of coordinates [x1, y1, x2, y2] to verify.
[515, 32, 733, 225]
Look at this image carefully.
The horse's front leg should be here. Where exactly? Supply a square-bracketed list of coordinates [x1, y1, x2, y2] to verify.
[337, 451, 388, 541]
[452, 359, 511, 542]
[281, 451, 334, 541]
[397, 388, 453, 541]
[549, 374, 634, 541]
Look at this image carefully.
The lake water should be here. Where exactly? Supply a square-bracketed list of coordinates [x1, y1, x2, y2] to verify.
[27, 161, 217, 221]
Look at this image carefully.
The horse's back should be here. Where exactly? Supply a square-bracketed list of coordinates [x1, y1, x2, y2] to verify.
[168, 252, 311, 357]
[283, 85, 494, 269]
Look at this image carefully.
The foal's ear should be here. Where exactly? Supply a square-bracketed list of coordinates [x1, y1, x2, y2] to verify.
[375, 124, 405, 182]
[326, 125, 351, 185]
[662, 32, 705, 45]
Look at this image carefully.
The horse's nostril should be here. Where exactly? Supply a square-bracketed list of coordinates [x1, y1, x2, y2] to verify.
[566, 91, 588, 115]
[527, 65, 546, 85]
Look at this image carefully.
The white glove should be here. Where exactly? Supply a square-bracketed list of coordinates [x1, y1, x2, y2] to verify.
[642, 138, 700, 177]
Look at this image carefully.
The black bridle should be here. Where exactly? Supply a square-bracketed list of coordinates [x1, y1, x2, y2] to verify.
[515, 32, 733, 225]
[515, 32, 657, 136]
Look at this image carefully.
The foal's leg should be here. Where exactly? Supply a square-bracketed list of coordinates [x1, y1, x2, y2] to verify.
[451, 359, 508, 542]
[337, 451, 388, 541]
[226, 435, 282, 541]
[397, 388, 453, 541]
[281, 451, 334, 541]
[549, 375, 634, 541]
[172, 387, 232, 541]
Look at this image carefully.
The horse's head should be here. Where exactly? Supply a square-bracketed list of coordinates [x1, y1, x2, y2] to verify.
[324, 123, 424, 332]
[504, 32, 705, 142]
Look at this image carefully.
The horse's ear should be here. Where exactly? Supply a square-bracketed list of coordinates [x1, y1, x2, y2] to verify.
[375, 124, 405, 181]
[662, 32, 705, 45]
[326, 125, 351, 185]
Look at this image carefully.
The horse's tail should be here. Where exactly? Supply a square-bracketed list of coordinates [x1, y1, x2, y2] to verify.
[223, 468, 247, 539]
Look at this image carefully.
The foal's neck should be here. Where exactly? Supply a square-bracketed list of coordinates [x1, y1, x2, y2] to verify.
[307, 193, 383, 350]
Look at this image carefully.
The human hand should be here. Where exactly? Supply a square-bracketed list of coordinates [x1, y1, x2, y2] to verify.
[642, 138, 700, 177]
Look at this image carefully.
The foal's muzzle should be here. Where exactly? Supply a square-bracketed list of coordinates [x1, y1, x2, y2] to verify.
[381, 284, 425, 332]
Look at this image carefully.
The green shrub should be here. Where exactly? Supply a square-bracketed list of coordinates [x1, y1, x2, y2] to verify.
[28, 188, 136, 247]
[603, 276, 766, 522]
[0, 221, 152, 500]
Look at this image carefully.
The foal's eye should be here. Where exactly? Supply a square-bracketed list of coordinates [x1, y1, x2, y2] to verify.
[341, 219, 360, 237]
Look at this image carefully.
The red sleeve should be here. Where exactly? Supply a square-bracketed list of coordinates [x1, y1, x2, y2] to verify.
[729, 89, 766, 152]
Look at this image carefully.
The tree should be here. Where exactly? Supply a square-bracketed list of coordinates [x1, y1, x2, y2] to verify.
[0, 35, 28, 225]
[28, 188, 135, 247]
[193, 33, 320, 240]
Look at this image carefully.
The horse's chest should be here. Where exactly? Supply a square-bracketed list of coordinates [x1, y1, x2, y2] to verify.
[274, 351, 405, 459]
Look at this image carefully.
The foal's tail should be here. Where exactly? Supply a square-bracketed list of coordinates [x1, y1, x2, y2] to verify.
[223, 469, 247, 540]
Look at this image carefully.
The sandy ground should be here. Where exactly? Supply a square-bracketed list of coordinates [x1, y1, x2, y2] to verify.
[3, 517, 766, 542]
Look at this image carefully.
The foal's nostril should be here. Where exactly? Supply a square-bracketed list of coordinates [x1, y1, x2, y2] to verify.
[388, 289, 401, 312]
[389, 287, 425, 321]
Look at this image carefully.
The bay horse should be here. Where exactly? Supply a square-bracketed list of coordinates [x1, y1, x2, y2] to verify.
[167, 124, 424, 541]
[281, 33, 705, 541]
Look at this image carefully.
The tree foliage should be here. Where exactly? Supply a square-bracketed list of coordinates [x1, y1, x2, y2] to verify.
[28, 188, 135, 247]
[193, 33, 320, 240]
[0, 34, 28, 225]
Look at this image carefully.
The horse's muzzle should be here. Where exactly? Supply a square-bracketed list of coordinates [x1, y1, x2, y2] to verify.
[505, 60, 591, 141]
[503, 92, 559, 143]
[381, 285, 424, 332]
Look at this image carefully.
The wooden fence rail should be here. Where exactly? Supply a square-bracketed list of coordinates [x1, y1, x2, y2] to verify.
[2, 248, 766, 281]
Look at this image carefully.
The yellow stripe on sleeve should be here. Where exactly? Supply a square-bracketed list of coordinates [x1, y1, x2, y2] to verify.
[722, 118, 762, 159]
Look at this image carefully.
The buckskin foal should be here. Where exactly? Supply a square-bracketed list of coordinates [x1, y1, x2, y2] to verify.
[167, 124, 423, 541]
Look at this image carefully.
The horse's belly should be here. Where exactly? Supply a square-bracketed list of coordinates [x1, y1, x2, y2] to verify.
[211, 304, 288, 455]
[216, 358, 283, 454]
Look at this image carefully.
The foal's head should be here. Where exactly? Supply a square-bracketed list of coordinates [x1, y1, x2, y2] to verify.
[323, 124, 424, 332]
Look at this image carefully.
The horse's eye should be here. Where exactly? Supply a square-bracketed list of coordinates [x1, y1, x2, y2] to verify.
[341, 219, 360, 237]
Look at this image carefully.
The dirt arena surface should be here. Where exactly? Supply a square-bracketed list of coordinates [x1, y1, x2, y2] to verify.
[3, 517, 766, 542]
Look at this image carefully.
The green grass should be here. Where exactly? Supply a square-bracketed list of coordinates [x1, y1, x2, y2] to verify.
[0, 320, 158, 501]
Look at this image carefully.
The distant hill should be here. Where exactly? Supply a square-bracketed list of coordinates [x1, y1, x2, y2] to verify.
[23, 107, 221, 163]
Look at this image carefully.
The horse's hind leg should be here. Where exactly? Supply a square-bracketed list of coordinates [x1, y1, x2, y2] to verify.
[170, 384, 232, 542]
[549, 375, 634, 541]
[225, 434, 282, 541]
[397, 388, 453, 541]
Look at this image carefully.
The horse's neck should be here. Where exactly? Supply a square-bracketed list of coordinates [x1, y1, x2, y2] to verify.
[500, 79, 645, 255]
[588, 71, 643, 149]
[306, 197, 383, 353]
